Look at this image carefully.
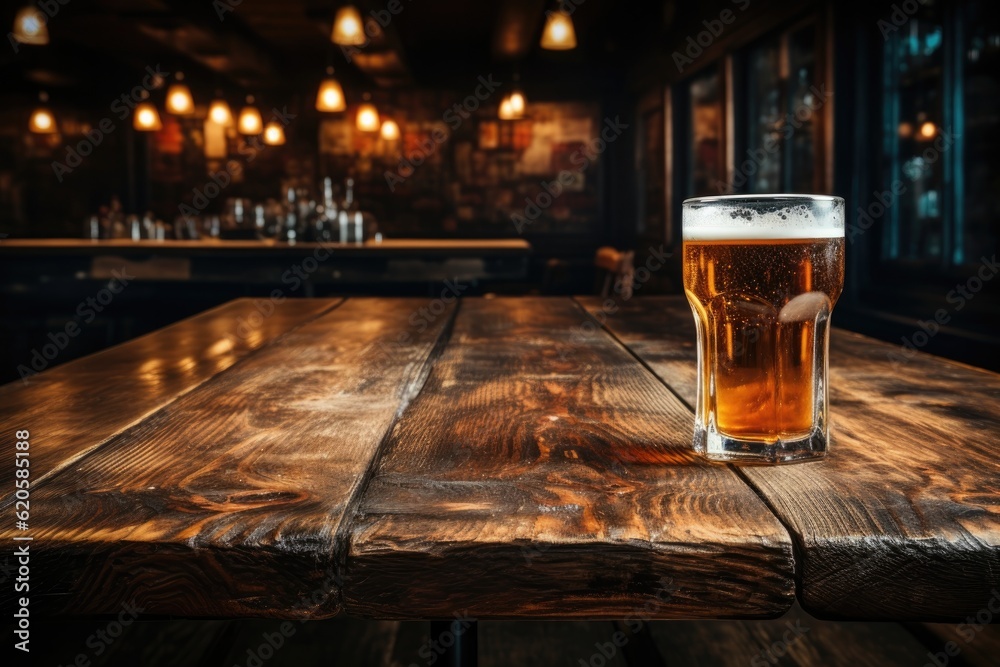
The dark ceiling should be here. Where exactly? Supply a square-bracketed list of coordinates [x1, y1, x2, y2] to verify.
[1, 0, 679, 103]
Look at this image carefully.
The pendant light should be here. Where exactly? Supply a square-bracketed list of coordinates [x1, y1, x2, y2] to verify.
[331, 5, 365, 46]
[356, 93, 379, 132]
[505, 73, 526, 119]
[263, 121, 286, 146]
[208, 94, 234, 126]
[12, 5, 48, 45]
[238, 95, 263, 135]
[316, 66, 346, 112]
[540, 8, 577, 50]
[133, 101, 163, 132]
[498, 97, 515, 120]
[380, 118, 400, 141]
[165, 72, 194, 115]
[28, 92, 57, 134]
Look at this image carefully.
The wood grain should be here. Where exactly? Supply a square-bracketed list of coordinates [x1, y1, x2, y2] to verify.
[345, 297, 794, 620]
[0, 298, 456, 618]
[578, 295, 1000, 621]
[0, 297, 339, 488]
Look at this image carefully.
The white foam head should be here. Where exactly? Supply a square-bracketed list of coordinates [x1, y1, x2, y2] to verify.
[682, 195, 844, 240]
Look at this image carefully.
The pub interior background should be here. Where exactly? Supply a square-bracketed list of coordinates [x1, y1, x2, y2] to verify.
[1, 0, 998, 384]
[2, 1, 1000, 664]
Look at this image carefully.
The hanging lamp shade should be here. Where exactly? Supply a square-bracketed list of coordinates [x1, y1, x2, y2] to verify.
[238, 96, 263, 135]
[165, 73, 194, 115]
[331, 5, 366, 46]
[498, 96, 515, 120]
[263, 121, 286, 145]
[540, 10, 577, 50]
[508, 91, 526, 118]
[133, 102, 163, 131]
[316, 68, 347, 112]
[380, 118, 400, 140]
[208, 97, 234, 126]
[29, 92, 57, 133]
[12, 5, 48, 45]
[356, 93, 379, 132]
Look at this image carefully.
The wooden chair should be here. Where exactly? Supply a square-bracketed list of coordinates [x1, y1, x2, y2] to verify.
[594, 246, 635, 299]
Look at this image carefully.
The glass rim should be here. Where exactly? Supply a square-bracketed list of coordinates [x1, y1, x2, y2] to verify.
[683, 194, 843, 206]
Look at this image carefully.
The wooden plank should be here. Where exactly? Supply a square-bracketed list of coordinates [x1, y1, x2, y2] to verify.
[345, 297, 795, 619]
[578, 295, 1000, 621]
[0, 298, 456, 618]
[0, 298, 339, 487]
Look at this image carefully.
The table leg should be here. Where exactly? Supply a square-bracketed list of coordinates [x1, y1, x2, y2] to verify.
[430, 620, 478, 667]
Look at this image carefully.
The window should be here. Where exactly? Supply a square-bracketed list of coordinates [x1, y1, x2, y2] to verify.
[737, 21, 823, 194]
[878, 0, 999, 270]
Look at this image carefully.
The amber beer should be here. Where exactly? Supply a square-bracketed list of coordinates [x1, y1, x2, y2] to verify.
[682, 195, 845, 463]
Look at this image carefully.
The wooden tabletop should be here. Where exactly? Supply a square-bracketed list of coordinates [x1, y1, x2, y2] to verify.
[1, 296, 997, 622]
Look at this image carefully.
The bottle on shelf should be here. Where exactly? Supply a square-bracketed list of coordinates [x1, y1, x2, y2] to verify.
[284, 186, 298, 243]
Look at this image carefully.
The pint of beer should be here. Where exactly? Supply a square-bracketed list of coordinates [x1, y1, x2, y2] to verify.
[682, 195, 845, 463]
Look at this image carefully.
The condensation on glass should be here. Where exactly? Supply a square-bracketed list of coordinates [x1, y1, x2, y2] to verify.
[682, 195, 845, 463]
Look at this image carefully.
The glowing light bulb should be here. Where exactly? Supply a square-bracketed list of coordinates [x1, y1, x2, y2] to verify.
[209, 98, 233, 126]
[380, 118, 400, 140]
[541, 10, 577, 50]
[331, 6, 366, 46]
[356, 103, 380, 132]
[508, 91, 526, 118]
[13, 6, 48, 45]
[498, 97, 514, 120]
[238, 97, 263, 135]
[263, 121, 286, 145]
[316, 77, 346, 112]
[29, 107, 56, 133]
[166, 84, 194, 115]
[133, 102, 162, 131]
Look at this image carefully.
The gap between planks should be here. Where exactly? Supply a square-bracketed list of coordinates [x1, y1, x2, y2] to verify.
[331, 298, 463, 612]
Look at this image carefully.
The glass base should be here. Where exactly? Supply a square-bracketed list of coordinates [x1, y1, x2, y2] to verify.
[693, 423, 828, 464]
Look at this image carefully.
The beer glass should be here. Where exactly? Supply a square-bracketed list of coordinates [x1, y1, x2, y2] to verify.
[682, 195, 845, 463]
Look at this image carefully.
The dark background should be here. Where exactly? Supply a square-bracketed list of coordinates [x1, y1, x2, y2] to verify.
[1, 0, 998, 382]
